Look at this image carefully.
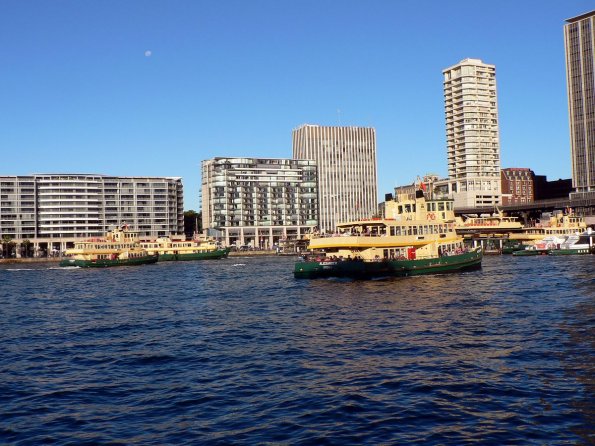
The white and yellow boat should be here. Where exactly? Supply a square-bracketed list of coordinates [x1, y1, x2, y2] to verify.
[294, 189, 482, 279]
[141, 235, 230, 261]
[511, 211, 587, 244]
[60, 225, 158, 268]
[455, 210, 523, 235]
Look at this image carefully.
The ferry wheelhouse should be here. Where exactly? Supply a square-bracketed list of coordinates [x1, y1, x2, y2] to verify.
[60, 225, 159, 268]
[294, 190, 482, 279]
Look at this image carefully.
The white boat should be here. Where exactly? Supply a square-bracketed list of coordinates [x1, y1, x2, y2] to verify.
[548, 228, 595, 255]
[512, 235, 567, 256]
[512, 211, 587, 244]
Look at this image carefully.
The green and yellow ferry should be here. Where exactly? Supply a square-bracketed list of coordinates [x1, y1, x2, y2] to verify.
[294, 190, 482, 279]
[141, 235, 230, 261]
[60, 225, 159, 268]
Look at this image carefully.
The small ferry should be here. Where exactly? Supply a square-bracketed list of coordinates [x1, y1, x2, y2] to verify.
[511, 211, 587, 244]
[511, 235, 566, 256]
[548, 229, 594, 255]
[501, 240, 528, 254]
[294, 189, 482, 279]
[60, 225, 158, 268]
[141, 235, 230, 261]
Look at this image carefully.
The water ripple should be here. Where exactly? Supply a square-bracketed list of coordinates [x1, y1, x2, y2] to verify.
[1, 255, 594, 444]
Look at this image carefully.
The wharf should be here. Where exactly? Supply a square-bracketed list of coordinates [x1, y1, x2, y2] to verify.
[1, 252, 278, 263]
[0, 257, 60, 264]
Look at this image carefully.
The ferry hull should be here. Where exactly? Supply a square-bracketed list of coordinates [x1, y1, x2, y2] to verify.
[157, 249, 230, 261]
[294, 250, 482, 279]
[547, 248, 591, 256]
[512, 249, 548, 256]
[59, 255, 159, 268]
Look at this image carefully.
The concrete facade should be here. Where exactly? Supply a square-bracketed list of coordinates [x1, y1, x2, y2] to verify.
[292, 124, 378, 233]
[443, 58, 502, 208]
[0, 174, 184, 257]
[565, 10, 595, 198]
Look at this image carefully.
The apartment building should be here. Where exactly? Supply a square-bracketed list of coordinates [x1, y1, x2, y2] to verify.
[0, 174, 183, 256]
[201, 158, 318, 248]
[443, 58, 502, 208]
[292, 124, 378, 232]
[564, 10, 595, 197]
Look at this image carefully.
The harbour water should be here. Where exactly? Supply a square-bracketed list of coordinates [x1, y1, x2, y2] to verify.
[1, 255, 594, 444]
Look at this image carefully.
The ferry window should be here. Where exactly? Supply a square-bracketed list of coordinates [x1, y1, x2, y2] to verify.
[413, 226, 418, 235]
[423, 225, 428, 235]
[390, 227, 395, 236]
[412, 204, 416, 212]
[398, 205, 403, 214]
[438, 202, 445, 211]
[407, 226, 413, 236]
[439, 225, 444, 233]
[429, 203, 435, 211]
[396, 227, 402, 236]
[404, 204, 411, 213]
[447, 202, 453, 210]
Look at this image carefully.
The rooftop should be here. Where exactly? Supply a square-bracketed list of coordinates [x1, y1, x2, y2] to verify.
[566, 10, 595, 24]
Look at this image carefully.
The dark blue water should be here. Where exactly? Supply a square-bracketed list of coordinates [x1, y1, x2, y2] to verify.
[1, 255, 594, 445]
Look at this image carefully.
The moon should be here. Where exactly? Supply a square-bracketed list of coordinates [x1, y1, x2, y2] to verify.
[144, 50, 152, 57]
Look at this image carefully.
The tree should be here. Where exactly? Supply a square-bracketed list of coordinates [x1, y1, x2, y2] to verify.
[184, 210, 202, 238]
[1, 235, 15, 258]
[21, 239, 32, 258]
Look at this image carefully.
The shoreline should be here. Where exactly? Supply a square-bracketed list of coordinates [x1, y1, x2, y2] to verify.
[0, 251, 293, 264]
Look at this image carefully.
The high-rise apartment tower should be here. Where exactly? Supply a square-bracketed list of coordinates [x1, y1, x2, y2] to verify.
[564, 10, 595, 197]
[443, 58, 502, 208]
[292, 125, 378, 232]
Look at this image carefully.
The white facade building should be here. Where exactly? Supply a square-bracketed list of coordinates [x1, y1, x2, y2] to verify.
[292, 124, 378, 232]
[443, 58, 502, 208]
[201, 158, 318, 248]
[0, 174, 183, 256]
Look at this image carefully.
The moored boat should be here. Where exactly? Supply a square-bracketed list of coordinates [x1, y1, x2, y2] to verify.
[455, 210, 523, 235]
[60, 225, 159, 268]
[501, 240, 528, 254]
[511, 235, 566, 256]
[510, 211, 587, 245]
[547, 228, 594, 255]
[294, 189, 482, 279]
[141, 235, 230, 261]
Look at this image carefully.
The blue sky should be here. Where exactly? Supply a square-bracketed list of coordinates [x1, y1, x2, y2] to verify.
[1, 0, 593, 210]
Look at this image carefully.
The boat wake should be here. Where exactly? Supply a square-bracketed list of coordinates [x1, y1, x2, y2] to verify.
[232, 263, 246, 267]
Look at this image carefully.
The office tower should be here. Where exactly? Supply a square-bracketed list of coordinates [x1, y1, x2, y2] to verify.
[0, 174, 184, 255]
[564, 10, 595, 197]
[292, 124, 377, 232]
[443, 58, 502, 208]
[201, 157, 318, 248]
